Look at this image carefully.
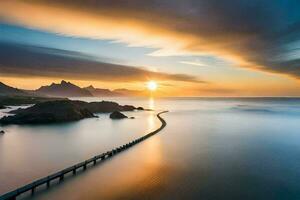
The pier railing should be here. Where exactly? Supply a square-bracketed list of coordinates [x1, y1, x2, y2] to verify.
[0, 111, 168, 200]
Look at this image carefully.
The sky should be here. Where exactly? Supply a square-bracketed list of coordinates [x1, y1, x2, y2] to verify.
[0, 0, 300, 96]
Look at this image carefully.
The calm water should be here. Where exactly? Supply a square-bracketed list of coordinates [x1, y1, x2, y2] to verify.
[1, 98, 300, 200]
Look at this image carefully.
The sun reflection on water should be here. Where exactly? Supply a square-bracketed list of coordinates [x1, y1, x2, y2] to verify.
[80, 109, 164, 199]
[147, 112, 155, 132]
[148, 97, 155, 110]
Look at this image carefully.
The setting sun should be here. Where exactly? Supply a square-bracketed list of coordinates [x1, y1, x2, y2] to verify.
[147, 81, 158, 91]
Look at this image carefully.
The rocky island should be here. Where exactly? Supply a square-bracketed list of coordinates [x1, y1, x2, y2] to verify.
[0, 105, 6, 109]
[0, 101, 95, 124]
[0, 95, 65, 107]
[0, 100, 143, 125]
[110, 111, 128, 119]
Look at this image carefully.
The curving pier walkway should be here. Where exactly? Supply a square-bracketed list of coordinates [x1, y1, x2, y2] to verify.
[0, 111, 168, 200]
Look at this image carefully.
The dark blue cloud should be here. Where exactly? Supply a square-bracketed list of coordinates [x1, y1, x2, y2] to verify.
[0, 42, 203, 83]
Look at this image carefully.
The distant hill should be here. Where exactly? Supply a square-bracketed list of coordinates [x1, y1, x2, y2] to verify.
[113, 88, 144, 96]
[84, 85, 120, 97]
[35, 80, 93, 97]
[0, 82, 27, 96]
[85, 85, 144, 97]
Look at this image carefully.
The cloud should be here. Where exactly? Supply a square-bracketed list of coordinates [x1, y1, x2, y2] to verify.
[0, 42, 204, 83]
[180, 61, 207, 67]
[1, 0, 300, 79]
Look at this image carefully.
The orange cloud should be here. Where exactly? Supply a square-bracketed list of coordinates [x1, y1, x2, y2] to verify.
[1, 0, 300, 81]
[0, 1, 266, 58]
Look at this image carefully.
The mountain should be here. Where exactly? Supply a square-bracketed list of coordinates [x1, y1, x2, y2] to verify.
[35, 80, 93, 97]
[0, 81, 144, 98]
[84, 85, 120, 97]
[0, 82, 27, 96]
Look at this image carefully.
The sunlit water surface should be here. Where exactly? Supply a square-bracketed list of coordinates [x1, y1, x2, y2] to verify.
[1, 97, 300, 200]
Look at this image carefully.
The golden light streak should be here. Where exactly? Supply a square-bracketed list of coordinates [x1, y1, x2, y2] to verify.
[148, 98, 155, 110]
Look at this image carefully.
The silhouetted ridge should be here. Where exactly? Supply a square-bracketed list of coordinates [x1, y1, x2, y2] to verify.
[0, 82, 27, 96]
[35, 80, 93, 97]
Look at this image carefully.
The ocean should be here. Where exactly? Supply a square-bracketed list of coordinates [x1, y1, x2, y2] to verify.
[1, 97, 300, 200]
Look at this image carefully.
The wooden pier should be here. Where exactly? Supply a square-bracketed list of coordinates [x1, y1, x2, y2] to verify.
[0, 111, 168, 200]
